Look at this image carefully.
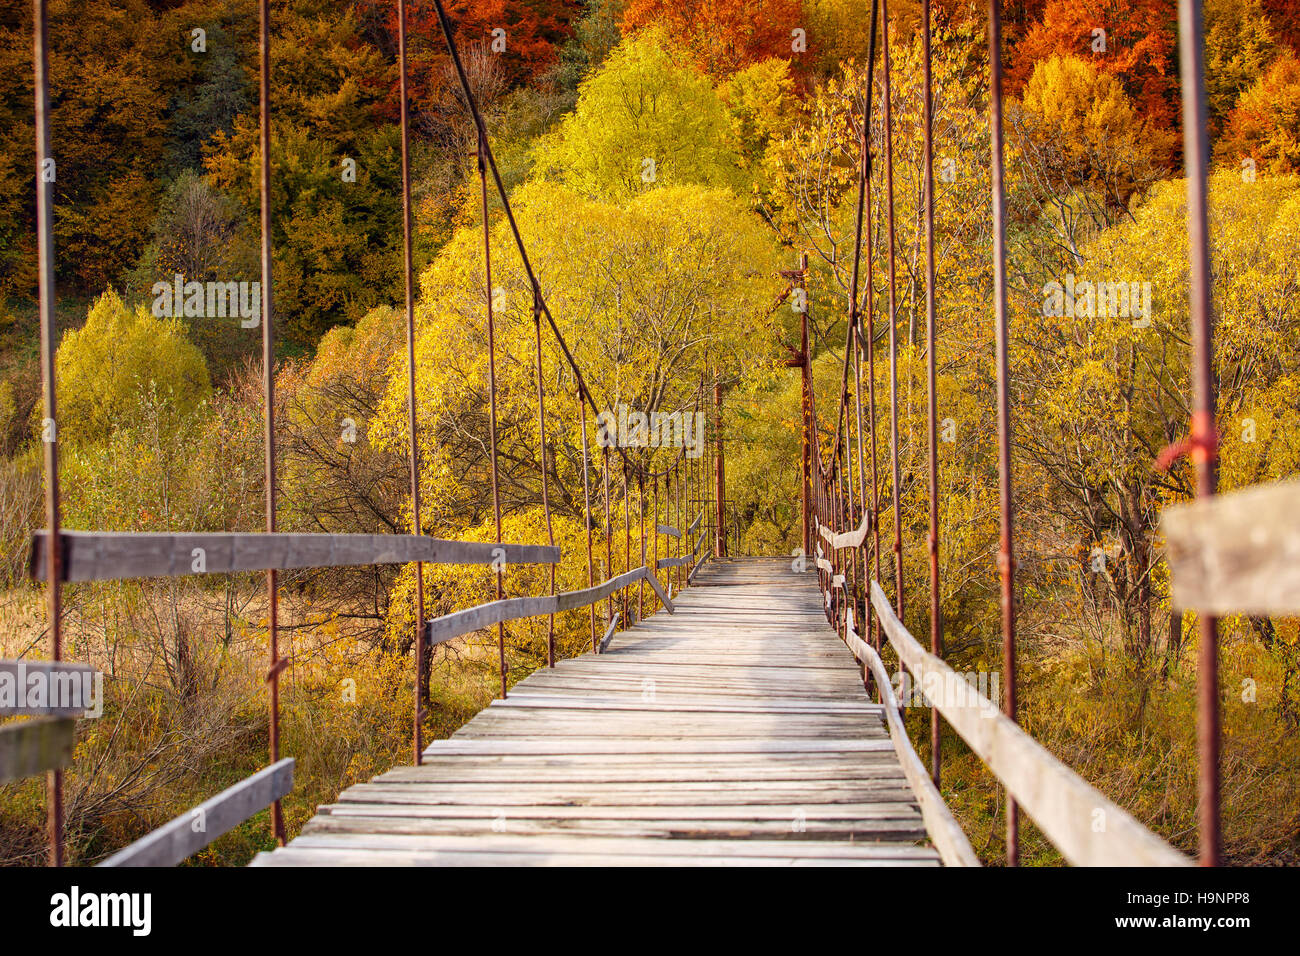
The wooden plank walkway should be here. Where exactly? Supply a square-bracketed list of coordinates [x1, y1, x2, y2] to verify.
[252, 557, 942, 866]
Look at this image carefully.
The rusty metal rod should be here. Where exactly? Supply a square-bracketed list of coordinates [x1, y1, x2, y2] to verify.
[1177, 0, 1221, 868]
[653, 473, 660, 605]
[714, 383, 726, 557]
[477, 134, 507, 700]
[580, 392, 596, 652]
[531, 281, 557, 668]
[988, 0, 1018, 867]
[638, 472, 646, 619]
[922, 0, 943, 789]
[622, 461, 630, 622]
[33, 0, 63, 868]
[881, 0, 904, 624]
[258, 0, 285, 847]
[397, 0, 427, 766]
[603, 447, 613, 627]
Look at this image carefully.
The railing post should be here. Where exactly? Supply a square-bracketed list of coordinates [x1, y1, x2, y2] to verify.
[882, 0, 904, 625]
[714, 382, 726, 557]
[987, 0, 1019, 866]
[531, 279, 557, 668]
[922, 0, 943, 789]
[603, 447, 613, 629]
[638, 471, 646, 621]
[580, 392, 597, 653]
[1176, 0, 1221, 867]
[477, 131, 507, 700]
[32, 0, 64, 867]
[798, 254, 812, 557]
[257, 0, 286, 846]
[397, 0, 428, 765]
[653, 471, 660, 607]
[622, 460, 631, 623]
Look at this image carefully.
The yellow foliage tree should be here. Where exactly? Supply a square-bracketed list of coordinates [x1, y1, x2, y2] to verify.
[53, 289, 211, 447]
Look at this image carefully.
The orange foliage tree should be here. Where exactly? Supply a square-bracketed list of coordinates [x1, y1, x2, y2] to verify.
[1262, 0, 1300, 55]
[1008, 0, 1178, 128]
[621, 0, 804, 78]
[358, 0, 580, 108]
[1218, 52, 1300, 175]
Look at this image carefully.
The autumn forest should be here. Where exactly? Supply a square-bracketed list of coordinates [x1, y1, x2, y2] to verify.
[1, 0, 1300, 867]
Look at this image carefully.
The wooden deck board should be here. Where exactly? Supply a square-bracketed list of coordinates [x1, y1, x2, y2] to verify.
[252, 557, 942, 867]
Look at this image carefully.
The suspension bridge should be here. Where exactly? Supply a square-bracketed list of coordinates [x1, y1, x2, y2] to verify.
[3, 0, 1281, 868]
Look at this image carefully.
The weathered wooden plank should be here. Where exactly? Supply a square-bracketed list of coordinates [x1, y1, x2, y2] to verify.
[337, 782, 911, 805]
[100, 759, 294, 867]
[496, 693, 875, 714]
[554, 568, 647, 613]
[644, 569, 674, 612]
[0, 717, 76, 785]
[301, 815, 926, 840]
[250, 846, 939, 867]
[370, 765, 907, 785]
[657, 524, 681, 538]
[422, 737, 895, 756]
[831, 515, 870, 549]
[321, 802, 921, 821]
[0, 660, 100, 717]
[656, 555, 691, 569]
[854, 634, 980, 867]
[597, 613, 621, 653]
[688, 548, 710, 582]
[870, 581, 1189, 867]
[31, 530, 559, 583]
[282, 832, 937, 861]
[427, 567, 674, 646]
[1161, 479, 1300, 614]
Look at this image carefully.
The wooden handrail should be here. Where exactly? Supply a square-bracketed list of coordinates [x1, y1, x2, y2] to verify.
[1162, 478, 1300, 615]
[598, 612, 621, 653]
[0, 718, 75, 786]
[869, 582, 1190, 867]
[428, 566, 674, 647]
[843, 625, 979, 866]
[99, 759, 295, 867]
[30, 530, 560, 583]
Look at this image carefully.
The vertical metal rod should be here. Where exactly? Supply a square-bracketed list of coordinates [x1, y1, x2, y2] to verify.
[676, 463, 686, 590]
[603, 447, 613, 628]
[845, 0, 879, 652]
[714, 383, 726, 557]
[622, 462, 630, 622]
[1177, 0, 1221, 867]
[397, 0, 427, 766]
[531, 283, 557, 667]
[653, 473, 660, 606]
[580, 393, 596, 652]
[258, 0, 285, 847]
[922, 0, 943, 788]
[638, 473, 646, 619]
[988, 0, 1018, 866]
[837, 466, 847, 637]
[844, 415, 857, 640]
[33, 0, 63, 868]
[681, 453, 688, 591]
[478, 134, 507, 700]
[881, 0, 904, 623]
[798, 256, 812, 557]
